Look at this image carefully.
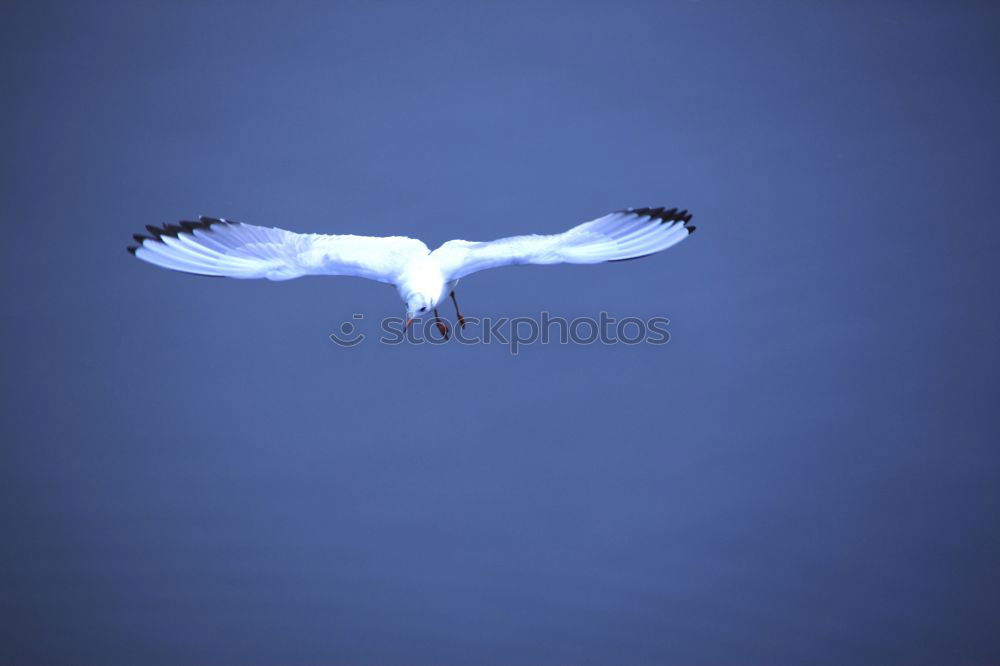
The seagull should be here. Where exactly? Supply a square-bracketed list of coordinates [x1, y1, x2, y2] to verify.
[127, 206, 695, 339]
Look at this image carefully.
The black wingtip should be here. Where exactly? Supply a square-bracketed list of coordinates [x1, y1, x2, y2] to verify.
[621, 206, 694, 227]
[129, 216, 240, 263]
[132, 216, 236, 249]
[605, 206, 696, 263]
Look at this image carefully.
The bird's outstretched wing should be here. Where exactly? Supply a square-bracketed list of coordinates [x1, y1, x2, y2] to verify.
[128, 217, 429, 283]
[431, 207, 695, 280]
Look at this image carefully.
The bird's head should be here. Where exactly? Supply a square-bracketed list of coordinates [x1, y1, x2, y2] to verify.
[404, 297, 432, 332]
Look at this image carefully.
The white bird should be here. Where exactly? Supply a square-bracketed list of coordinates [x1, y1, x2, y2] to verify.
[128, 206, 695, 338]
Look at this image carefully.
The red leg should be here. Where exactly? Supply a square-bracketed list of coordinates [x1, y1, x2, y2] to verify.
[450, 291, 466, 329]
[433, 308, 449, 340]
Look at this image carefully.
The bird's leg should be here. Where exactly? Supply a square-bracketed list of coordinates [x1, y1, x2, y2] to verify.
[433, 308, 449, 340]
[450, 291, 466, 329]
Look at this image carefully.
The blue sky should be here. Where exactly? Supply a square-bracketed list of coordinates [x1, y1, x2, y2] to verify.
[1, 1, 998, 664]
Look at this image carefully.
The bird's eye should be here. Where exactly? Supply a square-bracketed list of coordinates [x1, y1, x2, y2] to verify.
[420, 306, 427, 312]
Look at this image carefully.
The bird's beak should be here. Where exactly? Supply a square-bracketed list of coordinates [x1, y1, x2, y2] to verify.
[404, 317, 414, 332]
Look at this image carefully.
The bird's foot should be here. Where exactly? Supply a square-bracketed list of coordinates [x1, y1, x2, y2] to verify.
[432, 309, 450, 340]
[457, 313, 466, 329]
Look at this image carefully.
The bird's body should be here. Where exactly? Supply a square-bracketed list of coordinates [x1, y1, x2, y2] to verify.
[128, 207, 695, 335]
[394, 254, 455, 313]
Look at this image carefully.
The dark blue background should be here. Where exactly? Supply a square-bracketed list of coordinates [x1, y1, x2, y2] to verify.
[2, 2, 998, 664]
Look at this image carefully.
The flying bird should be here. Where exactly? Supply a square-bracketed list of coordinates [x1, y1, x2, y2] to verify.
[127, 207, 695, 338]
